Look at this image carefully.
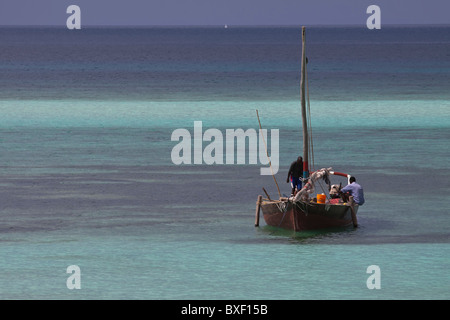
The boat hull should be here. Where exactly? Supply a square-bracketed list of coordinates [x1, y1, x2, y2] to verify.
[261, 200, 358, 231]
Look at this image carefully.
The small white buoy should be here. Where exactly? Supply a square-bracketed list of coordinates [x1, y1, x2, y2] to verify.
[224, 24, 228, 29]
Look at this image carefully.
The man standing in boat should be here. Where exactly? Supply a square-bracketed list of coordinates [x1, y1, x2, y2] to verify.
[287, 156, 303, 196]
[340, 176, 365, 205]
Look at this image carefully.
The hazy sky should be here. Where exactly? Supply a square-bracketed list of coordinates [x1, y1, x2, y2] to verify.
[0, 0, 448, 26]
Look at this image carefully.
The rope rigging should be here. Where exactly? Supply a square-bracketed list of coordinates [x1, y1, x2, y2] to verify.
[305, 60, 315, 174]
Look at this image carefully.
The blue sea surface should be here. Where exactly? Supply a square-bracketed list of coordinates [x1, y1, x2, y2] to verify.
[0, 26, 449, 300]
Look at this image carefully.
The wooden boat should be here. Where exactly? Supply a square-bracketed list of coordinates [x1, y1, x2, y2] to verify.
[254, 27, 359, 232]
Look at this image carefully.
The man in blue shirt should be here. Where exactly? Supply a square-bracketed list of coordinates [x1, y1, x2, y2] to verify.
[340, 176, 365, 205]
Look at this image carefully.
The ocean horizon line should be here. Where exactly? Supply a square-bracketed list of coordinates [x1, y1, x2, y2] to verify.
[0, 23, 449, 29]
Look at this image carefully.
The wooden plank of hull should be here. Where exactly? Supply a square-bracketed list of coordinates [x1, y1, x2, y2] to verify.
[260, 200, 357, 231]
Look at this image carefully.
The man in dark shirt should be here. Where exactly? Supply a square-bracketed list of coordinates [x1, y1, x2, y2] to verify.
[287, 156, 303, 196]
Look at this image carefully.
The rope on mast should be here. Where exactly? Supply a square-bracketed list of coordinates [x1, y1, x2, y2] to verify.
[305, 58, 315, 173]
[256, 109, 282, 199]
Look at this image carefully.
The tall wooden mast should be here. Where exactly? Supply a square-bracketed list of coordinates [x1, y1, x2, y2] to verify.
[300, 26, 309, 179]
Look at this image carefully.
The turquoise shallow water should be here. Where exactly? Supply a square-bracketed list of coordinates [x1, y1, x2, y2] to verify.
[1, 99, 449, 129]
[0, 26, 449, 300]
[2, 235, 449, 300]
